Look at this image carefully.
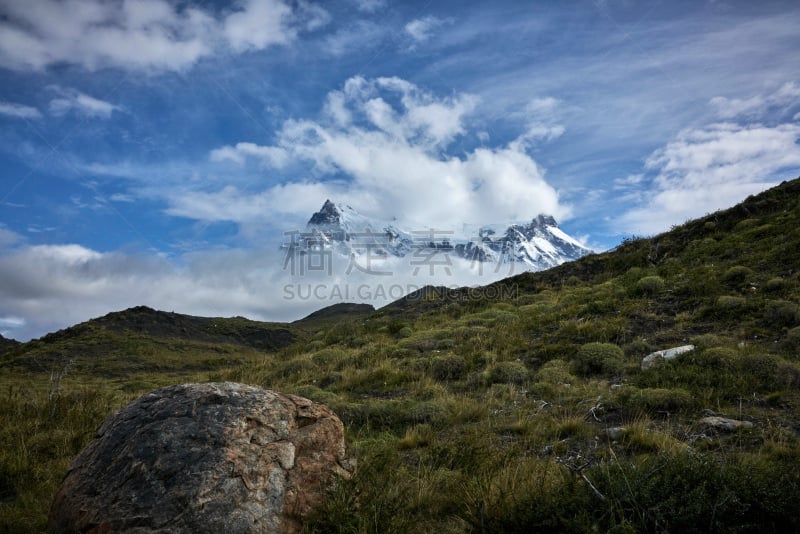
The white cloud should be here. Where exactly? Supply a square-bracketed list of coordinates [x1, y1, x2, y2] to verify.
[0, 228, 22, 247]
[209, 142, 289, 168]
[322, 20, 385, 56]
[199, 76, 569, 230]
[165, 182, 342, 223]
[404, 16, 446, 43]
[351, 0, 386, 12]
[507, 97, 566, 150]
[48, 87, 121, 118]
[710, 82, 800, 119]
[613, 174, 644, 189]
[616, 122, 800, 234]
[0, 0, 328, 72]
[0, 101, 42, 119]
[223, 0, 293, 52]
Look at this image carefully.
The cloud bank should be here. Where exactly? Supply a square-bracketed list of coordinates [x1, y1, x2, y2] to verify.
[0, 242, 514, 341]
[0, 0, 328, 72]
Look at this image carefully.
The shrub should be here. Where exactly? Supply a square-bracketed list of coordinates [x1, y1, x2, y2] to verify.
[765, 277, 787, 293]
[387, 320, 408, 336]
[430, 354, 467, 381]
[618, 387, 693, 414]
[571, 342, 625, 377]
[689, 347, 736, 370]
[764, 300, 800, 328]
[623, 339, 653, 358]
[722, 265, 753, 288]
[533, 359, 575, 385]
[739, 353, 781, 386]
[715, 295, 748, 315]
[486, 361, 529, 385]
[396, 326, 413, 338]
[783, 326, 800, 352]
[636, 275, 666, 296]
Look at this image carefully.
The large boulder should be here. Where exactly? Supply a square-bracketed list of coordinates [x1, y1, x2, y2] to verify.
[49, 382, 354, 533]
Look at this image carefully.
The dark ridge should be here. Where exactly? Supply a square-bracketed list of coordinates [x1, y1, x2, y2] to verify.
[38, 306, 295, 351]
[296, 302, 375, 322]
[0, 333, 20, 356]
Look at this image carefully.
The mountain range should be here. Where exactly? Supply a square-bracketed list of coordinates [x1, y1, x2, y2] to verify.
[289, 200, 593, 272]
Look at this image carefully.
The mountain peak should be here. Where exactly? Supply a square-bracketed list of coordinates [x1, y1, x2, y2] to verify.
[535, 214, 558, 227]
[308, 200, 342, 227]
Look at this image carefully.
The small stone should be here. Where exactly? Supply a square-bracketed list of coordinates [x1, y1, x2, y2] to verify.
[603, 427, 626, 441]
[698, 416, 754, 431]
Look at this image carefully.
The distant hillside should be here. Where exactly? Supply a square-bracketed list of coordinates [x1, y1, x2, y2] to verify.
[296, 302, 375, 322]
[0, 333, 19, 355]
[0, 306, 301, 380]
[82, 306, 296, 350]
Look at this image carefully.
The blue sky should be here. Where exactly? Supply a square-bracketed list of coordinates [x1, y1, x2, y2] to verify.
[1, 0, 800, 340]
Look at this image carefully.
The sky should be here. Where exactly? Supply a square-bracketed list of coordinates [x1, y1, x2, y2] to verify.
[1, 0, 800, 340]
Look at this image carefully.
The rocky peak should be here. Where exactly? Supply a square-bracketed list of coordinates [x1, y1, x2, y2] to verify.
[307, 200, 342, 227]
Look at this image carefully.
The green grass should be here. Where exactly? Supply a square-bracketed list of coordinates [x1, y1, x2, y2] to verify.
[2, 178, 800, 532]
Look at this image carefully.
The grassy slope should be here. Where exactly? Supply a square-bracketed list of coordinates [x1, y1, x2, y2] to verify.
[2, 179, 800, 532]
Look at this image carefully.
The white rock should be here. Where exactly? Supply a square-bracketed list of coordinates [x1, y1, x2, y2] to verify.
[641, 345, 695, 370]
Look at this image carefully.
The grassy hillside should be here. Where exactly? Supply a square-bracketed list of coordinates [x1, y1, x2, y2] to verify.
[2, 178, 800, 532]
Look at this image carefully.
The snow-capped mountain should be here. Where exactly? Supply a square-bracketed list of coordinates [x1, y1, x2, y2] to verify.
[288, 200, 592, 272]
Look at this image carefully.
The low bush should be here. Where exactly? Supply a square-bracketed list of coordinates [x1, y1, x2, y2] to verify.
[722, 265, 753, 288]
[571, 342, 625, 377]
[485, 361, 529, 385]
[430, 354, 467, 381]
[533, 359, 575, 385]
[764, 300, 800, 328]
[617, 387, 694, 414]
[636, 275, 666, 296]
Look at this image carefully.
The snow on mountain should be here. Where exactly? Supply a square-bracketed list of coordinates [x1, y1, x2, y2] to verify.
[288, 200, 592, 273]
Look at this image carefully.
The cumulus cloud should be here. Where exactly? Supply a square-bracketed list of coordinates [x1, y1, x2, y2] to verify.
[0, 0, 328, 72]
[616, 122, 800, 234]
[48, 87, 121, 118]
[196, 76, 569, 230]
[0, 101, 42, 119]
